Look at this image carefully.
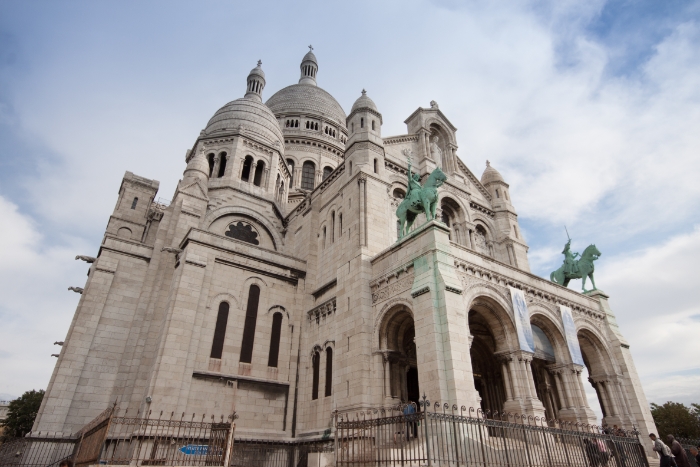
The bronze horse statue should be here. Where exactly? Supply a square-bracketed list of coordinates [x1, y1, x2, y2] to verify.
[550, 244, 601, 292]
[396, 167, 447, 239]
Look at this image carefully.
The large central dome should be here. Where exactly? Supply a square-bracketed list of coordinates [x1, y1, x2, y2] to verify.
[265, 49, 346, 128]
[266, 84, 347, 128]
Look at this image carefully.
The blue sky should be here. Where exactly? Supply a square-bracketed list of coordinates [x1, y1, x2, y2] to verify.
[1, 0, 699, 418]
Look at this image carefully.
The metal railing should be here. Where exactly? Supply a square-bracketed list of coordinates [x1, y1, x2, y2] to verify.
[335, 397, 650, 467]
[0, 432, 76, 467]
[230, 439, 333, 467]
[679, 437, 700, 467]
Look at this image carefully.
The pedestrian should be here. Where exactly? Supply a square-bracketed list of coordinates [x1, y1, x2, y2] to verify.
[58, 460, 73, 467]
[584, 438, 602, 467]
[403, 402, 416, 441]
[649, 433, 677, 467]
[667, 435, 691, 467]
[689, 447, 700, 466]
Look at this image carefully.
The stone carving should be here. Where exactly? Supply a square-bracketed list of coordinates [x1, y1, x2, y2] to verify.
[430, 136, 442, 168]
[396, 155, 447, 239]
[474, 229, 489, 255]
[308, 298, 336, 324]
[550, 240, 601, 292]
[75, 255, 96, 263]
[430, 100, 439, 109]
[68, 287, 84, 294]
[225, 222, 260, 245]
[371, 275, 414, 304]
[161, 247, 183, 254]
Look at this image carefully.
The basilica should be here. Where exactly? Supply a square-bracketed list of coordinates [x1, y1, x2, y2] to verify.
[34, 49, 657, 453]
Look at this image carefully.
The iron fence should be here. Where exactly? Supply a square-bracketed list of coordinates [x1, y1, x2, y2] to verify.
[230, 439, 333, 467]
[679, 437, 700, 467]
[0, 432, 76, 467]
[335, 397, 650, 467]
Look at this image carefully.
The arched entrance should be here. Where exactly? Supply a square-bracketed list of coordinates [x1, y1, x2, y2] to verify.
[379, 306, 419, 406]
[530, 322, 562, 420]
[577, 329, 628, 426]
[468, 304, 507, 414]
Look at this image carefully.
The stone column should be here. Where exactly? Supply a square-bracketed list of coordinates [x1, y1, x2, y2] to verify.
[525, 358, 538, 400]
[294, 167, 302, 189]
[223, 154, 233, 178]
[264, 166, 271, 190]
[501, 360, 513, 401]
[468, 229, 475, 249]
[250, 161, 258, 184]
[358, 175, 366, 247]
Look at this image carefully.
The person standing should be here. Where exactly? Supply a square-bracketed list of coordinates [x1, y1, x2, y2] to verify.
[650, 433, 677, 467]
[668, 435, 691, 467]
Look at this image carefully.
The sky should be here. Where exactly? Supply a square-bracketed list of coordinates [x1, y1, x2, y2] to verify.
[0, 0, 699, 421]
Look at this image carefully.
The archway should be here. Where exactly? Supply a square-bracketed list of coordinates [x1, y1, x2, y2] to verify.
[578, 329, 618, 424]
[379, 306, 419, 405]
[468, 301, 509, 414]
[530, 322, 562, 420]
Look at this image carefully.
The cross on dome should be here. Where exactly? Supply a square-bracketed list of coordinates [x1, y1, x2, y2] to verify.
[486, 160, 491, 167]
[308, 45, 313, 51]
[361, 89, 366, 96]
[257, 60, 262, 66]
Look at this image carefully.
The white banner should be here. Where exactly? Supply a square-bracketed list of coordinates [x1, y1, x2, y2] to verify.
[509, 287, 535, 353]
[559, 305, 585, 366]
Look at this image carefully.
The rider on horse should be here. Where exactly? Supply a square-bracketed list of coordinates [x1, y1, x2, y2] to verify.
[406, 160, 422, 199]
[562, 240, 580, 276]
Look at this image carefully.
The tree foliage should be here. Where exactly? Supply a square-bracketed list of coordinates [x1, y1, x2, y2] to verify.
[650, 401, 700, 441]
[0, 390, 45, 440]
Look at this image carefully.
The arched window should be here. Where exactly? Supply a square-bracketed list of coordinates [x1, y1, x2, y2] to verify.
[325, 347, 333, 397]
[268, 312, 283, 367]
[315, 122, 318, 131]
[322, 166, 333, 180]
[360, 118, 364, 128]
[207, 153, 215, 177]
[373, 159, 378, 173]
[351, 122, 354, 132]
[295, 120, 299, 128]
[441, 208, 452, 227]
[312, 351, 320, 400]
[322, 226, 326, 248]
[241, 156, 253, 182]
[306, 121, 309, 129]
[331, 212, 335, 243]
[513, 225, 519, 238]
[301, 161, 315, 190]
[349, 161, 352, 174]
[495, 189, 500, 198]
[372, 120, 375, 130]
[130, 197, 138, 209]
[253, 161, 265, 186]
[339, 214, 343, 237]
[210, 302, 230, 359]
[239, 285, 260, 364]
[392, 188, 406, 199]
[218, 153, 227, 178]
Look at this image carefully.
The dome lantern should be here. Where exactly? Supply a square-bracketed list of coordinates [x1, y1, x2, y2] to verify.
[299, 45, 318, 86]
[245, 60, 266, 102]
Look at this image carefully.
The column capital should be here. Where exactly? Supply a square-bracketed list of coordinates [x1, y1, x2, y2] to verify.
[357, 173, 367, 184]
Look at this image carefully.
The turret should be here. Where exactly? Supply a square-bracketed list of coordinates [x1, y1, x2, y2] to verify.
[244, 60, 266, 102]
[346, 89, 383, 149]
[480, 160, 529, 270]
[299, 46, 318, 85]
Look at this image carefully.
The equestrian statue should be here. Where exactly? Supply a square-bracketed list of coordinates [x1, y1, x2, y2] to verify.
[396, 149, 447, 239]
[550, 236, 602, 293]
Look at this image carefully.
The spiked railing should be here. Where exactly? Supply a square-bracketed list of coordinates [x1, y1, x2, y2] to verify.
[335, 394, 650, 467]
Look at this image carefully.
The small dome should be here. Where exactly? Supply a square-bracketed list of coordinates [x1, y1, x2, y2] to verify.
[205, 98, 284, 145]
[302, 50, 317, 65]
[266, 84, 347, 127]
[248, 60, 265, 79]
[481, 160, 505, 185]
[351, 89, 377, 113]
[185, 151, 210, 178]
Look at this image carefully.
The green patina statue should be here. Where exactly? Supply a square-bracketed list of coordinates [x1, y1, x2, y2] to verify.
[396, 149, 447, 239]
[550, 239, 602, 292]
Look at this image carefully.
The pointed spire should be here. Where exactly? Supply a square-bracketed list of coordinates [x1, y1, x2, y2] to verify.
[244, 60, 266, 102]
[299, 47, 318, 86]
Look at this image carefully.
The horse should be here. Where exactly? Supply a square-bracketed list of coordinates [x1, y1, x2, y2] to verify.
[550, 244, 602, 292]
[396, 167, 447, 239]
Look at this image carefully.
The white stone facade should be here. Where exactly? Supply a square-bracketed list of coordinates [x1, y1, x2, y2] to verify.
[34, 50, 657, 455]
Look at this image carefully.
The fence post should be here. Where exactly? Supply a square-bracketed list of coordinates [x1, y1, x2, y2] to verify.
[333, 411, 338, 467]
[222, 412, 236, 467]
[420, 395, 431, 466]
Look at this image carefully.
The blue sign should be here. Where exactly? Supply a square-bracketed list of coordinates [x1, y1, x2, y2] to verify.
[179, 445, 210, 456]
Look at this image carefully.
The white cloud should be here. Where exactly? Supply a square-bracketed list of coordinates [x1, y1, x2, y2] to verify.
[0, 196, 90, 397]
[595, 226, 700, 404]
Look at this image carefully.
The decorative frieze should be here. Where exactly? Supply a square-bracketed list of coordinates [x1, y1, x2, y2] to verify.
[455, 260, 604, 320]
[308, 297, 336, 324]
[469, 201, 495, 218]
